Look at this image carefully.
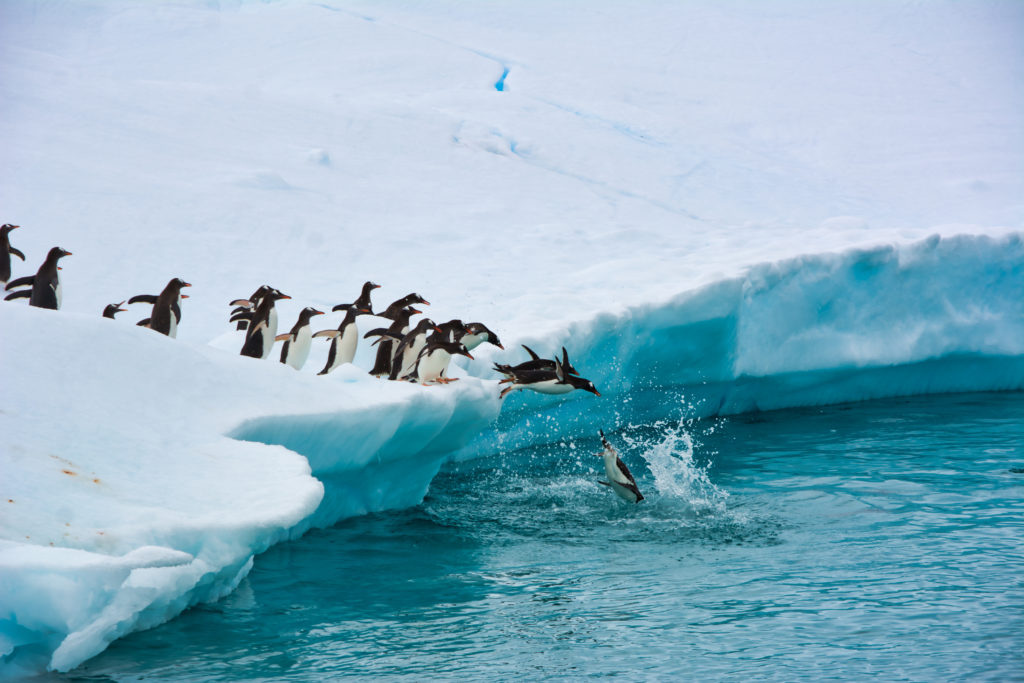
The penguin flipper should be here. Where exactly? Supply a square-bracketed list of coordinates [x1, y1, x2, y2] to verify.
[274, 334, 292, 342]
[5, 275, 34, 290]
[9, 247, 25, 261]
[4, 290, 30, 301]
[313, 329, 340, 339]
[597, 480, 612, 487]
[128, 294, 158, 305]
[521, 344, 541, 361]
[229, 311, 253, 323]
[136, 318, 152, 327]
[229, 298, 253, 307]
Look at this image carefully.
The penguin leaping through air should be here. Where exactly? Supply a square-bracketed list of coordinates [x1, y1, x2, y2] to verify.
[4, 246, 72, 310]
[277, 306, 325, 370]
[494, 347, 598, 399]
[1, 224, 25, 288]
[128, 277, 191, 337]
[596, 429, 644, 503]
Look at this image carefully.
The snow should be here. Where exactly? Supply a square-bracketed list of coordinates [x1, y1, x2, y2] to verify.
[1, 0, 1022, 676]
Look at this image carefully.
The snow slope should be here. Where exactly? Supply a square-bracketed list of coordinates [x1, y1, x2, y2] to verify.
[1, 0, 1022, 676]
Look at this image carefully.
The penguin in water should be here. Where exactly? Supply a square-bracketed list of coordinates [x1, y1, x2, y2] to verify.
[313, 302, 373, 375]
[461, 322, 504, 351]
[277, 306, 325, 370]
[367, 293, 429, 377]
[102, 301, 127, 319]
[411, 339, 474, 384]
[596, 429, 644, 503]
[495, 349, 599, 399]
[240, 288, 291, 359]
[128, 278, 191, 337]
[4, 246, 72, 310]
[1, 224, 25, 288]
[389, 317, 442, 381]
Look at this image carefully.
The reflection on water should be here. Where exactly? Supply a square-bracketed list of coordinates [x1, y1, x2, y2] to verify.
[68, 392, 1024, 682]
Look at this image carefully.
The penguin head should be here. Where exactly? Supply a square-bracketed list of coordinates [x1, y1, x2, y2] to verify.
[569, 374, 600, 397]
[46, 246, 72, 263]
[466, 322, 503, 349]
[102, 301, 127, 319]
[269, 288, 291, 302]
[1, 224, 19, 236]
[166, 278, 192, 298]
[298, 306, 325, 323]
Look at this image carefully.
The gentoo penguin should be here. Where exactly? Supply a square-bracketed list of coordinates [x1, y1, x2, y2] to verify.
[367, 294, 429, 377]
[240, 288, 291, 359]
[229, 285, 273, 331]
[596, 429, 644, 503]
[494, 346, 579, 380]
[461, 322, 504, 351]
[4, 246, 72, 310]
[313, 302, 373, 375]
[1, 224, 25, 288]
[277, 306, 325, 370]
[341, 281, 380, 316]
[412, 340, 473, 384]
[496, 350, 599, 399]
[389, 317, 442, 380]
[102, 301, 127, 319]
[128, 278, 191, 337]
[428, 319, 467, 344]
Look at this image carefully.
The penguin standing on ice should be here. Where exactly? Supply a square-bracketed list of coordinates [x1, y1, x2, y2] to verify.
[277, 306, 325, 370]
[102, 301, 127, 319]
[411, 339, 474, 384]
[345, 280, 380, 315]
[240, 288, 291, 359]
[314, 302, 373, 375]
[4, 246, 72, 310]
[367, 293, 429, 377]
[596, 429, 644, 503]
[128, 278, 191, 337]
[389, 317, 442, 380]
[229, 285, 273, 331]
[1, 224, 25, 288]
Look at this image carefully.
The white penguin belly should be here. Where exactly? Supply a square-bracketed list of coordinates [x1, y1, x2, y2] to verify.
[418, 350, 451, 383]
[524, 379, 573, 395]
[337, 323, 359, 366]
[399, 337, 427, 378]
[286, 327, 313, 370]
[461, 333, 483, 351]
[167, 312, 178, 339]
[262, 309, 278, 359]
[54, 279, 62, 310]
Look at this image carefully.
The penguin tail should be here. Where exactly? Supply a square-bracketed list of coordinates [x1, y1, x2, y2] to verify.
[4, 290, 30, 301]
[5, 275, 33, 291]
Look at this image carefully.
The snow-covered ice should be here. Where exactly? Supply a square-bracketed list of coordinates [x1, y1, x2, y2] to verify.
[1, 0, 1022, 676]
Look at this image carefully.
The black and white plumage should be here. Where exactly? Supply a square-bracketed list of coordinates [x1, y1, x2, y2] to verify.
[389, 317, 442, 380]
[367, 295, 428, 377]
[128, 278, 191, 337]
[460, 322, 504, 351]
[494, 347, 597, 399]
[102, 301, 127, 319]
[4, 246, 72, 310]
[1, 224, 25, 288]
[343, 281, 380, 316]
[314, 303, 373, 375]
[596, 429, 644, 503]
[411, 340, 473, 384]
[277, 306, 325, 370]
[229, 285, 274, 331]
[240, 288, 291, 359]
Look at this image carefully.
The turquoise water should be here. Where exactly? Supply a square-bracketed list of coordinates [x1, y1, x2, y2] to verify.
[65, 392, 1023, 681]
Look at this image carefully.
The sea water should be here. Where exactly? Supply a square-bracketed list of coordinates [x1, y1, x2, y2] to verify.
[62, 392, 1023, 681]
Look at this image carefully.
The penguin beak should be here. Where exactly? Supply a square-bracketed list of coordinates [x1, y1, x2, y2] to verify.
[360, 307, 372, 314]
[465, 352, 475, 360]
[181, 295, 190, 299]
[433, 326, 443, 333]
[313, 309, 324, 316]
[410, 307, 422, 315]
[183, 282, 192, 287]
[281, 295, 292, 300]
[496, 342, 505, 349]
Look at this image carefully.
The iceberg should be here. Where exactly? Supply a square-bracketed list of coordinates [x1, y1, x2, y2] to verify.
[1, 0, 1022, 676]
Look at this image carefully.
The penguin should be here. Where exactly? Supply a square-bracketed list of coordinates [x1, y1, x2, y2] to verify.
[389, 317, 442, 380]
[313, 302, 373, 375]
[102, 301, 127, 319]
[277, 306, 325, 370]
[4, 246, 71, 310]
[496, 351, 599, 399]
[128, 278, 191, 337]
[344, 280, 380, 316]
[368, 294, 429, 377]
[428, 319, 467, 344]
[229, 285, 273, 331]
[240, 288, 291, 359]
[461, 322, 504, 351]
[1, 224, 25, 288]
[411, 339, 474, 384]
[596, 429, 644, 503]
[493, 346, 579, 379]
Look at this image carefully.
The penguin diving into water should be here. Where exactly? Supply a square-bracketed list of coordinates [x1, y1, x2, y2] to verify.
[314, 302, 373, 375]
[1, 224, 25, 288]
[4, 246, 72, 310]
[596, 429, 644, 503]
[277, 306, 325, 370]
[494, 347, 598, 399]
[128, 277, 191, 337]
